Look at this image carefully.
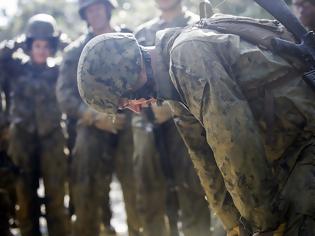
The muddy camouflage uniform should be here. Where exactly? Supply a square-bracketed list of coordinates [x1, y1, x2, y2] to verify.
[0, 40, 69, 236]
[77, 16, 315, 235]
[57, 31, 141, 236]
[154, 26, 315, 235]
[134, 9, 213, 236]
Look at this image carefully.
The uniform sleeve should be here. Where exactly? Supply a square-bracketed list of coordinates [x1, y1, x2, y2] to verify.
[0, 70, 6, 130]
[56, 51, 88, 119]
[168, 101, 241, 230]
[169, 37, 282, 231]
[0, 41, 13, 130]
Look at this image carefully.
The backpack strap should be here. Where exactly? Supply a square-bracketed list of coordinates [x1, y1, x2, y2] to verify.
[197, 14, 296, 51]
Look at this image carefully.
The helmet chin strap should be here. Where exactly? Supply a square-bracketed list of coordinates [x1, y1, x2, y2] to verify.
[120, 47, 157, 113]
[123, 47, 156, 100]
[119, 98, 157, 114]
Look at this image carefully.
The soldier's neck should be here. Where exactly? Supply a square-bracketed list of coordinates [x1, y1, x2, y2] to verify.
[92, 24, 114, 36]
[160, 5, 183, 23]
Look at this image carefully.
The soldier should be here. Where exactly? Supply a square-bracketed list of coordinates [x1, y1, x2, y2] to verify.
[293, 0, 315, 31]
[0, 14, 69, 236]
[133, 0, 213, 235]
[56, 0, 141, 235]
[0, 90, 16, 236]
[77, 14, 315, 236]
[0, 51, 13, 236]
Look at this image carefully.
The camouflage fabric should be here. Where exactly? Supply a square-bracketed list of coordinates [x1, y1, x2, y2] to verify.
[0, 189, 13, 236]
[0, 41, 69, 236]
[9, 127, 69, 236]
[57, 33, 94, 119]
[77, 10, 216, 236]
[133, 9, 216, 236]
[0, 151, 16, 236]
[77, 33, 142, 115]
[166, 26, 315, 233]
[77, 21, 315, 234]
[134, 8, 199, 46]
[131, 115, 170, 236]
[58, 32, 141, 236]
[0, 57, 15, 236]
[70, 125, 115, 236]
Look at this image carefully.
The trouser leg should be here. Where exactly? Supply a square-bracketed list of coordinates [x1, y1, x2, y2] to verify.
[115, 122, 141, 236]
[8, 127, 41, 236]
[132, 115, 170, 236]
[281, 143, 315, 236]
[71, 126, 114, 236]
[41, 130, 69, 236]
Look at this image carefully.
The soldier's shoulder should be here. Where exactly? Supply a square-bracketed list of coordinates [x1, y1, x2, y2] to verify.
[45, 60, 60, 78]
[134, 17, 160, 36]
[183, 9, 199, 24]
[63, 33, 93, 61]
[170, 26, 237, 54]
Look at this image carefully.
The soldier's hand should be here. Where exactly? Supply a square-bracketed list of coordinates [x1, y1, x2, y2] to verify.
[14, 35, 27, 49]
[93, 114, 117, 133]
[112, 113, 127, 130]
[0, 35, 26, 60]
[80, 110, 96, 125]
[151, 103, 173, 124]
[0, 127, 10, 149]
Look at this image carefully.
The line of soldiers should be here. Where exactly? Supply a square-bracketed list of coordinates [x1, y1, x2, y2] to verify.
[0, 0, 231, 236]
[76, 1, 315, 236]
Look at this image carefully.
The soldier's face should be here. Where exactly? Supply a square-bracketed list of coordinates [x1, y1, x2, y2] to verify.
[155, 0, 181, 11]
[293, 0, 315, 29]
[118, 63, 156, 113]
[30, 40, 52, 65]
[85, 2, 109, 32]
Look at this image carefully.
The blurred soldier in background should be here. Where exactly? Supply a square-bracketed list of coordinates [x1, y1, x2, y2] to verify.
[132, 0, 215, 235]
[293, 0, 315, 31]
[0, 86, 17, 236]
[56, 0, 141, 235]
[0, 48, 15, 236]
[0, 14, 69, 236]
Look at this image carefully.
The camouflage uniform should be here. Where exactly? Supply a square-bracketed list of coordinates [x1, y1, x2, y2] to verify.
[133, 9, 213, 236]
[0, 40, 69, 236]
[159, 26, 315, 234]
[0, 67, 15, 236]
[76, 18, 315, 234]
[57, 32, 141, 236]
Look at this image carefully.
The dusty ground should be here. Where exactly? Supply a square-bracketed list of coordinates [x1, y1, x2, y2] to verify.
[11, 176, 128, 236]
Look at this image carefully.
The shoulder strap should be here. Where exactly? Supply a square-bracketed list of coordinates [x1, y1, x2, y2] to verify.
[197, 14, 296, 51]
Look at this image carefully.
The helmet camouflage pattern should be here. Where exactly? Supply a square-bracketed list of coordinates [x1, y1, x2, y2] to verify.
[26, 14, 59, 40]
[77, 33, 142, 114]
[78, 0, 118, 19]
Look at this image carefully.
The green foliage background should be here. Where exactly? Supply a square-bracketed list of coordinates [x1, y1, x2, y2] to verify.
[0, 0, 293, 41]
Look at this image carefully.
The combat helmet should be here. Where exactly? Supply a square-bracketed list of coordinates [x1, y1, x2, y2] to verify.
[25, 14, 60, 53]
[78, 0, 118, 19]
[77, 33, 142, 115]
[26, 14, 59, 40]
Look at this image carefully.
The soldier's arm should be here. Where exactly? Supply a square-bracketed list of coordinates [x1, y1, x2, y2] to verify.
[0, 67, 9, 142]
[56, 51, 88, 119]
[0, 36, 25, 61]
[56, 50, 122, 131]
[170, 38, 281, 231]
[0, 41, 14, 136]
[168, 101, 241, 231]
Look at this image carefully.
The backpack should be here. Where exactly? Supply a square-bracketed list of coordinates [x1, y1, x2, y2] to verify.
[197, 14, 296, 51]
